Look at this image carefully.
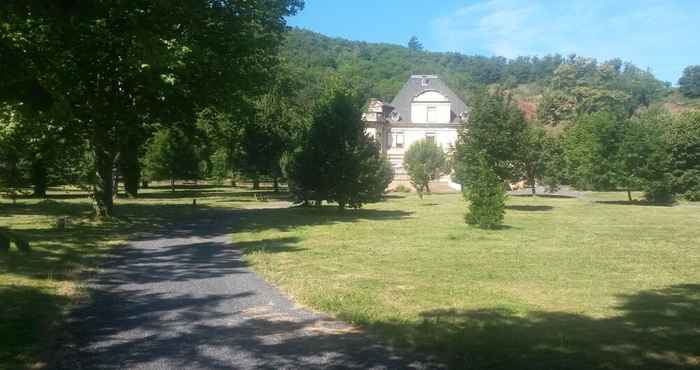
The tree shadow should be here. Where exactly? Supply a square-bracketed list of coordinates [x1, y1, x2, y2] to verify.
[510, 194, 577, 199]
[61, 288, 444, 370]
[0, 286, 68, 370]
[56, 205, 435, 370]
[505, 205, 554, 212]
[363, 284, 700, 370]
[595, 200, 675, 207]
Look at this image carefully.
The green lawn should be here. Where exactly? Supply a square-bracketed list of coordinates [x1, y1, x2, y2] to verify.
[0, 184, 284, 370]
[234, 192, 700, 369]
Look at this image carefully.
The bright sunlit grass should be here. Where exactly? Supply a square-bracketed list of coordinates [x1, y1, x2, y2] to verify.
[236, 192, 700, 369]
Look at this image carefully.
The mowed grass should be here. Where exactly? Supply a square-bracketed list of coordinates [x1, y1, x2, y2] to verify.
[234, 192, 700, 369]
[0, 184, 283, 370]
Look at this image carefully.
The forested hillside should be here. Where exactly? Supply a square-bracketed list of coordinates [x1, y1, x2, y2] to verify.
[281, 29, 671, 125]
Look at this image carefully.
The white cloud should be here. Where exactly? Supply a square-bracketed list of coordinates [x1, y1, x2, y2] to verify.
[432, 0, 700, 82]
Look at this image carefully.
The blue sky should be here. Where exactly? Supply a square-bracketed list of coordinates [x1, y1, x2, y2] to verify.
[288, 0, 700, 84]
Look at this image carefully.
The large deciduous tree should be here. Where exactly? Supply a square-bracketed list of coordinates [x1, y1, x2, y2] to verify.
[0, 0, 303, 216]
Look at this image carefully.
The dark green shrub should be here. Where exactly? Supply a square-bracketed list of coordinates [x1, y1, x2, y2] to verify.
[644, 178, 675, 204]
[464, 158, 507, 229]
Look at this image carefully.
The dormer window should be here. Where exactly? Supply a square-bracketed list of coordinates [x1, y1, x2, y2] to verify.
[459, 110, 470, 123]
[390, 111, 401, 122]
[421, 78, 429, 87]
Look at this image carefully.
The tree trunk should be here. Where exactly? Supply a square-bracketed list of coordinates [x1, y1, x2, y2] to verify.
[170, 178, 175, 192]
[31, 158, 48, 198]
[230, 178, 237, 187]
[112, 172, 120, 199]
[273, 177, 279, 193]
[121, 150, 140, 198]
[627, 189, 632, 201]
[425, 182, 431, 195]
[252, 176, 260, 190]
[93, 147, 115, 218]
[531, 184, 537, 196]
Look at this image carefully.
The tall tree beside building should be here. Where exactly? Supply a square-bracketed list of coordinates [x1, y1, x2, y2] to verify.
[285, 88, 392, 209]
[453, 90, 528, 186]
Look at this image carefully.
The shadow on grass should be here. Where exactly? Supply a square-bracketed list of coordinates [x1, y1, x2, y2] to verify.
[55, 204, 429, 369]
[363, 284, 700, 370]
[510, 194, 577, 199]
[60, 278, 700, 369]
[0, 286, 68, 370]
[505, 205, 554, 212]
[595, 200, 675, 207]
[61, 288, 441, 370]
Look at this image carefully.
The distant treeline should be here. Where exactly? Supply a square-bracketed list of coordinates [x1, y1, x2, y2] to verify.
[281, 29, 670, 124]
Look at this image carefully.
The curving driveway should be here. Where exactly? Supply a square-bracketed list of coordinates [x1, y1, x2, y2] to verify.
[60, 203, 442, 370]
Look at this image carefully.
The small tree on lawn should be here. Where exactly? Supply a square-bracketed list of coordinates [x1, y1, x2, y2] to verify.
[465, 155, 506, 229]
[143, 127, 201, 192]
[517, 125, 548, 196]
[403, 139, 449, 199]
[285, 87, 393, 209]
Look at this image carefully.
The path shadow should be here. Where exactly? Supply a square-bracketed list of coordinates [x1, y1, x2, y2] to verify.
[364, 284, 700, 370]
[57, 205, 437, 370]
[62, 288, 444, 370]
[505, 205, 554, 212]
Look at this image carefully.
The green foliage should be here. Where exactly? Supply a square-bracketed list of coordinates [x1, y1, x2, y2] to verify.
[0, 0, 303, 216]
[666, 112, 700, 200]
[408, 36, 423, 52]
[285, 88, 393, 209]
[563, 112, 625, 190]
[540, 134, 567, 192]
[143, 128, 202, 189]
[464, 156, 507, 229]
[403, 139, 449, 198]
[539, 59, 667, 125]
[679, 65, 700, 98]
[518, 125, 547, 193]
[620, 109, 674, 201]
[562, 108, 683, 202]
[454, 90, 528, 186]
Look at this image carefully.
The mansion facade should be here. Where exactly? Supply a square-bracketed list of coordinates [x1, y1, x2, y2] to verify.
[363, 75, 469, 190]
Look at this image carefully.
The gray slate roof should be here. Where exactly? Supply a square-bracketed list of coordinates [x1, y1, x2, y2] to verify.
[389, 75, 468, 124]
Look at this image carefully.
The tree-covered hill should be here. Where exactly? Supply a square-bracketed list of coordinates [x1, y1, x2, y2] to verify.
[281, 28, 673, 124]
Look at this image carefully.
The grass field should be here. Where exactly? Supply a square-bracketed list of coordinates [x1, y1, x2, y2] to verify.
[235, 192, 700, 369]
[0, 184, 282, 370]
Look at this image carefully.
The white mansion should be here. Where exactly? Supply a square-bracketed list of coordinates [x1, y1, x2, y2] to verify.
[363, 75, 468, 190]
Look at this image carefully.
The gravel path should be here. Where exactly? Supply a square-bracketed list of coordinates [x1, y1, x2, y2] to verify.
[61, 203, 442, 370]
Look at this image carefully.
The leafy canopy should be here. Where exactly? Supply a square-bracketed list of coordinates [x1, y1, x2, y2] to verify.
[403, 139, 449, 198]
